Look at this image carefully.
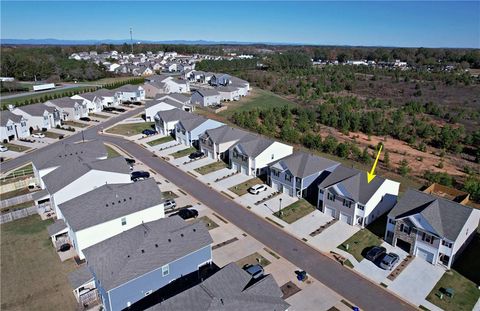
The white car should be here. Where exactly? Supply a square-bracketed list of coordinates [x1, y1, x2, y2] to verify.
[0, 145, 8, 152]
[248, 184, 268, 195]
[32, 133, 45, 138]
[164, 199, 177, 210]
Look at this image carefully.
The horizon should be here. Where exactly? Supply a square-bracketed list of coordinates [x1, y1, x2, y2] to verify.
[1, 1, 479, 49]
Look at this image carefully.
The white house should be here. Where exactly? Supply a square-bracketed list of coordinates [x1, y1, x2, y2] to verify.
[145, 96, 193, 122]
[229, 136, 293, 176]
[71, 93, 103, 113]
[174, 116, 224, 147]
[317, 165, 400, 227]
[191, 89, 221, 107]
[10, 103, 61, 131]
[90, 89, 119, 107]
[143, 75, 190, 97]
[45, 98, 88, 121]
[154, 108, 198, 136]
[51, 178, 165, 260]
[0, 110, 29, 141]
[114, 84, 146, 103]
[217, 86, 241, 101]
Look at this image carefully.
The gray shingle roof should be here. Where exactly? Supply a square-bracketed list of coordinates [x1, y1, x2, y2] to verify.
[0, 110, 23, 126]
[148, 263, 289, 311]
[47, 219, 67, 236]
[32, 140, 107, 171]
[195, 89, 220, 97]
[15, 103, 57, 116]
[201, 125, 252, 145]
[83, 216, 212, 291]
[68, 265, 94, 290]
[47, 98, 83, 108]
[388, 188, 475, 241]
[235, 135, 275, 158]
[146, 98, 183, 109]
[156, 108, 197, 123]
[43, 156, 130, 194]
[114, 84, 141, 93]
[156, 93, 190, 104]
[318, 165, 385, 205]
[59, 178, 163, 231]
[178, 115, 208, 132]
[91, 88, 115, 97]
[271, 152, 340, 178]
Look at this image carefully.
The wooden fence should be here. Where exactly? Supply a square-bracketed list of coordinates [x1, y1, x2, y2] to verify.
[0, 206, 38, 224]
[0, 176, 37, 193]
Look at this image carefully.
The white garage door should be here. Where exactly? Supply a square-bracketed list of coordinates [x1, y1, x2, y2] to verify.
[416, 248, 435, 263]
[272, 181, 281, 192]
[283, 186, 293, 196]
[339, 212, 352, 225]
[241, 166, 248, 175]
[234, 163, 241, 172]
[325, 206, 336, 218]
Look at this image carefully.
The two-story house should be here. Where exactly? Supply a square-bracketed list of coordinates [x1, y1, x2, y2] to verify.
[71, 93, 103, 113]
[145, 96, 193, 122]
[199, 125, 252, 161]
[114, 84, 145, 103]
[153, 108, 197, 136]
[317, 165, 399, 227]
[0, 110, 29, 141]
[174, 115, 224, 147]
[190, 89, 221, 107]
[269, 152, 339, 201]
[385, 189, 480, 268]
[83, 216, 213, 311]
[90, 88, 119, 107]
[52, 178, 165, 259]
[45, 98, 88, 121]
[229, 136, 293, 177]
[11, 103, 61, 131]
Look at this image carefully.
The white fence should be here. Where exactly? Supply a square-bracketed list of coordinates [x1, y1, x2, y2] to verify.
[0, 177, 37, 193]
[0, 193, 33, 209]
[0, 206, 38, 224]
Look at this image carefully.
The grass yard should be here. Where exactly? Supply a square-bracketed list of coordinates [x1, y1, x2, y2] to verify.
[273, 199, 316, 224]
[89, 113, 109, 119]
[62, 120, 88, 128]
[338, 228, 382, 262]
[194, 161, 228, 175]
[162, 191, 179, 200]
[106, 122, 154, 136]
[105, 144, 121, 158]
[452, 229, 480, 285]
[169, 147, 196, 159]
[3, 163, 33, 179]
[235, 252, 271, 268]
[197, 216, 219, 230]
[426, 270, 480, 311]
[85, 76, 140, 86]
[1, 201, 34, 213]
[42, 131, 63, 139]
[1, 86, 93, 109]
[2, 142, 31, 153]
[1, 187, 31, 200]
[0, 215, 78, 311]
[228, 178, 264, 196]
[147, 136, 174, 146]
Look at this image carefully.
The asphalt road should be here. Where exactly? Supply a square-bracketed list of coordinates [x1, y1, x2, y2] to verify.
[0, 108, 416, 311]
[0, 83, 99, 100]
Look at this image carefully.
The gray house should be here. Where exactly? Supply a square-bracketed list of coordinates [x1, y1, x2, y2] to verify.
[269, 152, 339, 201]
[11, 103, 61, 131]
[199, 125, 252, 161]
[0, 110, 29, 141]
[83, 216, 213, 311]
[190, 89, 221, 107]
[148, 262, 289, 311]
[45, 97, 88, 121]
[154, 108, 197, 136]
[385, 189, 480, 268]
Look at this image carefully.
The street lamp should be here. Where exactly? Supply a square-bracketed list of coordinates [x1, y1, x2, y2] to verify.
[279, 198, 283, 216]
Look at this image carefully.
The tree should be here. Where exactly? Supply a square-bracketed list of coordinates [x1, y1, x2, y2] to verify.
[360, 147, 371, 164]
[336, 143, 350, 158]
[383, 150, 390, 168]
[464, 175, 480, 202]
[398, 159, 410, 176]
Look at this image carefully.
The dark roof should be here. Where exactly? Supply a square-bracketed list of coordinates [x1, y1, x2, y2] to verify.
[155, 108, 197, 123]
[75, 93, 97, 102]
[47, 219, 67, 236]
[234, 135, 276, 158]
[178, 115, 208, 132]
[388, 189, 475, 241]
[15, 103, 57, 116]
[195, 89, 220, 97]
[148, 263, 289, 311]
[91, 88, 115, 97]
[318, 165, 385, 205]
[32, 140, 107, 171]
[47, 98, 84, 108]
[156, 93, 190, 104]
[43, 156, 130, 194]
[271, 152, 339, 178]
[114, 84, 142, 92]
[59, 178, 163, 231]
[145, 74, 171, 83]
[83, 216, 213, 291]
[0, 110, 23, 126]
[68, 265, 94, 289]
[201, 125, 252, 145]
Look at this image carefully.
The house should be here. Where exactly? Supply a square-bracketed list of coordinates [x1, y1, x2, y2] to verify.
[269, 152, 340, 200]
[174, 115, 224, 147]
[10, 103, 61, 131]
[148, 262, 289, 311]
[229, 136, 293, 176]
[45, 97, 88, 121]
[154, 108, 198, 136]
[50, 179, 165, 259]
[385, 189, 480, 268]
[317, 165, 400, 227]
[0, 110, 29, 141]
[114, 84, 145, 103]
[230, 76, 250, 96]
[71, 93, 103, 113]
[68, 265, 97, 305]
[190, 89, 221, 107]
[199, 125, 253, 161]
[132, 66, 154, 76]
[217, 85, 241, 101]
[143, 75, 190, 97]
[90, 88, 119, 107]
[145, 96, 193, 122]
[83, 216, 213, 311]
[209, 73, 231, 86]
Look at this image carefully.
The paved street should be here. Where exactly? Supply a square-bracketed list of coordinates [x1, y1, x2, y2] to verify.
[0, 116, 416, 311]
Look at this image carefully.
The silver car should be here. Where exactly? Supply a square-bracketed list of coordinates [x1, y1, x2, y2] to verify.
[380, 252, 400, 270]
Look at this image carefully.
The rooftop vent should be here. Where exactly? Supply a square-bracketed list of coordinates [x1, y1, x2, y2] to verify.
[193, 229, 196, 232]
[141, 249, 145, 253]
[155, 244, 158, 248]
[180, 234, 184, 237]
[168, 239, 171, 242]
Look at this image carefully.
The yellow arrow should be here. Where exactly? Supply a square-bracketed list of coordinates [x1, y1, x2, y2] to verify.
[367, 145, 383, 183]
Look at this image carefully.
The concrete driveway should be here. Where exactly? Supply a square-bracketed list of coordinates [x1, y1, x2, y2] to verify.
[214, 173, 253, 190]
[289, 209, 330, 236]
[308, 220, 360, 252]
[152, 141, 184, 156]
[197, 167, 233, 184]
[0, 149, 23, 160]
[183, 157, 216, 172]
[235, 186, 277, 207]
[388, 257, 445, 309]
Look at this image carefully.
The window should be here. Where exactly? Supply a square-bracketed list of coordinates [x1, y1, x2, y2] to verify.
[285, 174, 292, 182]
[400, 224, 410, 234]
[162, 264, 169, 277]
[388, 218, 395, 225]
[272, 170, 280, 177]
[442, 240, 453, 248]
[343, 199, 352, 208]
[421, 232, 434, 244]
[327, 192, 335, 201]
[121, 217, 127, 226]
[6, 125, 13, 131]
[271, 154, 274, 160]
[358, 205, 365, 211]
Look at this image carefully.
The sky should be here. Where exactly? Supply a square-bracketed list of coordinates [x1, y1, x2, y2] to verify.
[1, 1, 479, 48]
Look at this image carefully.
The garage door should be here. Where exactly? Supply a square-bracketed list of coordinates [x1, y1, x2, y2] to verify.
[339, 212, 352, 225]
[241, 166, 248, 175]
[416, 248, 435, 263]
[234, 163, 241, 172]
[325, 206, 336, 218]
[272, 181, 281, 192]
[283, 186, 293, 196]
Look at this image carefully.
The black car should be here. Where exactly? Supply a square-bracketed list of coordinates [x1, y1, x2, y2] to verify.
[103, 107, 115, 112]
[142, 129, 157, 136]
[125, 158, 136, 165]
[365, 246, 387, 262]
[170, 208, 199, 220]
[131, 171, 150, 181]
[79, 117, 91, 122]
[188, 151, 205, 159]
[114, 108, 126, 112]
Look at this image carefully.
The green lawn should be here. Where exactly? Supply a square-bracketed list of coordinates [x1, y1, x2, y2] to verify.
[198, 216, 219, 230]
[1, 187, 31, 200]
[1, 201, 34, 213]
[426, 270, 480, 311]
[161, 191, 179, 200]
[147, 136, 174, 146]
[338, 228, 383, 262]
[3, 163, 33, 179]
[89, 113, 109, 119]
[452, 229, 480, 285]
[62, 120, 88, 128]
[106, 122, 154, 136]
[194, 161, 228, 175]
[42, 131, 63, 139]
[228, 178, 264, 196]
[273, 199, 316, 224]
[0, 215, 78, 311]
[2, 143, 31, 153]
[235, 252, 271, 268]
[169, 147, 196, 159]
[1, 86, 93, 109]
[105, 145, 121, 158]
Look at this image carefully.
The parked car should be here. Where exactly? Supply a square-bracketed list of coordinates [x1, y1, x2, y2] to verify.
[103, 107, 115, 112]
[248, 184, 268, 195]
[0, 145, 8, 152]
[32, 133, 45, 138]
[79, 117, 91, 122]
[243, 264, 264, 279]
[131, 171, 150, 181]
[169, 208, 198, 220]
[365, 246, 387, 262]
[142, 129, 157, 136]
[164, 199, 177, 210]
[380, 252, 400, 270]
[59, 243, 71, 252]
[125, 158, 136, 169]
[132, 101, 142, 106]
[188, 151, 204, 159]
[114, 108, 126, 112]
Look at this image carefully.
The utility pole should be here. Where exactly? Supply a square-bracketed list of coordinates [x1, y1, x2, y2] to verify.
[130, 27, 134, 54]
